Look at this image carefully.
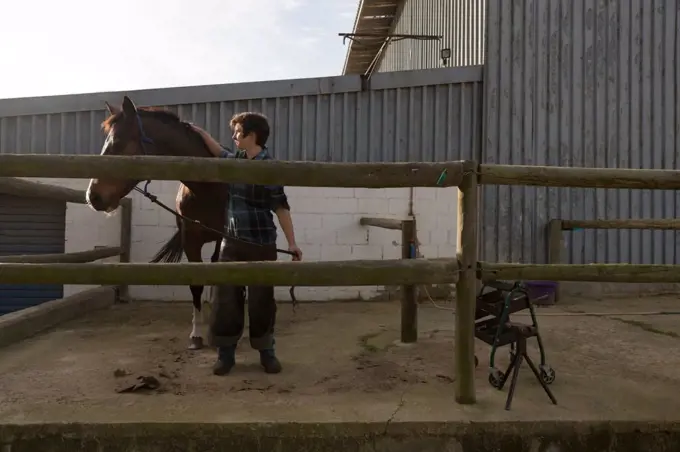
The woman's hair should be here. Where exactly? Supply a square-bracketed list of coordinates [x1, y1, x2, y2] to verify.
[230, 112, 270, 147]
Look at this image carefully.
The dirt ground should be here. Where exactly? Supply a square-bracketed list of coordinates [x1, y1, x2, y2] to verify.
[1, 294, 680, 424]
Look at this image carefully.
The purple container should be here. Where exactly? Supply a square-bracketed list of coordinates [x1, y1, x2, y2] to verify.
[524, 281, 558, 306]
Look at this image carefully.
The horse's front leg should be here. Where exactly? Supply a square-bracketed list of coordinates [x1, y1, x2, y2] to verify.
[184, 236, 206, 351]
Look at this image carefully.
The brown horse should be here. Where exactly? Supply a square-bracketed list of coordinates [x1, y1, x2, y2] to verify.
[85, 95, 226, 350]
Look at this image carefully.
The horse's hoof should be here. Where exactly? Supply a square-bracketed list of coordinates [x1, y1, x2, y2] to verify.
[188, 337, 204, 350]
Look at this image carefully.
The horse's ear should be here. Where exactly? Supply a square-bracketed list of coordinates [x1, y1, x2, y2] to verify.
[121, 96, 137, 118]
[105, 101, 119, 116]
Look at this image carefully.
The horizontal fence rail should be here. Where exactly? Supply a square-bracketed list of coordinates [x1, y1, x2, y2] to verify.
[560, 219, 680, 230]
[479, 263, 680, 283]
[0, 259, 459, 286]
[0, 177, 85, 204]
[5, 156, 680, 189]
[479, 164, 680, 190]
[0, 247, 121, 264]
[359, 216, 405, 230]
[0, 155, 465, 188]
[547, 217, 680, 301]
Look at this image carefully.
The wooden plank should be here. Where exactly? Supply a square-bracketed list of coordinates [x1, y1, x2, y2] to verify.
[479, 262, 680, 283]
[0, 259, 459, 286]
[0, 155, 466, 188]
[455, 161, 478, 405]
[360, 217, 404, 230]
[0, 177, 85, 204]
[479, 164, 680, 189]
[0, 247, 121, 263]
[562, 218, 680, 230]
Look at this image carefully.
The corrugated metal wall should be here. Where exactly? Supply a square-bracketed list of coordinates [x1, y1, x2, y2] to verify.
[483, 0, 680, 265]
[0, 67, 483, 163]
[377, 0, 487, 72]
[0, 194, 65, 315]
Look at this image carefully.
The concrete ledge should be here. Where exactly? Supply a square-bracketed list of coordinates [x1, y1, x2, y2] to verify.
[0, 286, 117, 349]
[1, 421, 680, 451]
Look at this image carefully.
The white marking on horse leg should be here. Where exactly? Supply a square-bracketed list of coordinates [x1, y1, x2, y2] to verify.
[202, 285, 212, 304]
[190, 306, 201, 339]
[202, 286, 213, 318]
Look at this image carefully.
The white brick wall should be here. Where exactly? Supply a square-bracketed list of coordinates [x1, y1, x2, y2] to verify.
[125, 183, 459, 302]
[23, 179, 459, 303]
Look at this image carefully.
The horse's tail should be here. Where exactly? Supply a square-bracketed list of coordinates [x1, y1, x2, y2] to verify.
[150, 228, 184, 263]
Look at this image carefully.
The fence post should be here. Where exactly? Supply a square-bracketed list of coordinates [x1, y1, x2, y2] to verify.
[547, 219, 563, 302]
[118, 198, 132, 302]
[400, 217, 417, 343]
[455, 161, 478, 404]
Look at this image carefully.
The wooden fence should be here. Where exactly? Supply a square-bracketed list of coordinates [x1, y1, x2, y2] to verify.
[4, 155, 680, 405]
[0, 177, 133, 300]
[547, 218, 680, 301]
[359, 216, 417, 344]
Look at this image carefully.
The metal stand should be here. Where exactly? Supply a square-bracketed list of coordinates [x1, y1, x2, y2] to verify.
[473, 280, 557, 410]
[493, 324, 558, 411]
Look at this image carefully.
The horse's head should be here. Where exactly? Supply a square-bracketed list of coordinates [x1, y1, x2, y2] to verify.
[85, 96, 150, 212]
[85, 95, 210, 212]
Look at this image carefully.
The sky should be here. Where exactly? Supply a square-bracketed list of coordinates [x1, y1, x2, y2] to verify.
[0, 0, 358, 100]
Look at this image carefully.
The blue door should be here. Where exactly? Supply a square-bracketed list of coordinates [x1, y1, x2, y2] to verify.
[0, 194, 65, 316]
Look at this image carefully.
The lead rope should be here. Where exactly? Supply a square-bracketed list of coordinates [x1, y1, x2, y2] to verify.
[132, 182, 298, 310]
[130, 114, 297, 310]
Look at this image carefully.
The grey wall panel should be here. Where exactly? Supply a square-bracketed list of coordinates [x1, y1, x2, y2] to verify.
[483, 0, 680, 265]
[0, 111, 110, 155]
[377, 0, 487, 73]
[0, 67, 483, 163]
[0, 194, 65, 315]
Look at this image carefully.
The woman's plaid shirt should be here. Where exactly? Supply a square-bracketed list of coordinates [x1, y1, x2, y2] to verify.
[219, 147, 290, 245]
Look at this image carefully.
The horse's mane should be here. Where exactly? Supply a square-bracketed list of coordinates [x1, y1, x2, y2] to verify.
[101, 106, 186, 133]
[101, 106, 211, 154]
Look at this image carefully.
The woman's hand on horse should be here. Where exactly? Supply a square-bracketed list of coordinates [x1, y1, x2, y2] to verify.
[189, 123, 208, 135]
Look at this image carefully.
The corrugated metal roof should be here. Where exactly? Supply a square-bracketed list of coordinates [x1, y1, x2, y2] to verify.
[342, 0, 402, 75]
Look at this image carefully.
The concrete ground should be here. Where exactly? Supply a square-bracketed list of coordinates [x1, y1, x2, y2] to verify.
[1, 294, 680, 425]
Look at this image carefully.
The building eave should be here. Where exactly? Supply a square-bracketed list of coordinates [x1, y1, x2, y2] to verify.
[341, 0, 402, 75]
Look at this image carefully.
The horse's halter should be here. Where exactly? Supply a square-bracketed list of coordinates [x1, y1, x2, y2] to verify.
[126, 112, 298, 306]
[133, 115, 155, 193]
